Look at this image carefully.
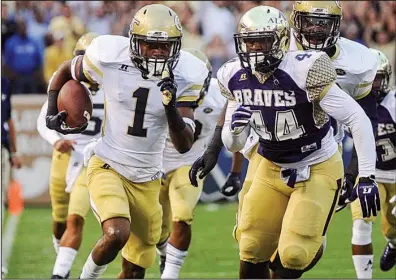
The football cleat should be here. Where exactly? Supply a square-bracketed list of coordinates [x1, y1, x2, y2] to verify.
[380, 243, 396, 271]
[51, 271, 69, 279]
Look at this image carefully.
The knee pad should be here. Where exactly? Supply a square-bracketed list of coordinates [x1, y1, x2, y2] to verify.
[172, 202, 194, 225]
[281, 244, 309, 270]
[269, 252, 304, 279]
[352, 219, 372, 245]
[239, 235, 262, 263]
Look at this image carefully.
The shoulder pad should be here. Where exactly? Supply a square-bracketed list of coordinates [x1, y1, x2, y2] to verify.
[336, 37, 378, 76]
[216, 57, 242, 100]
[92, 35, 131, 65]
[174, 50, 209, 90]
[279, 50, 326, 91]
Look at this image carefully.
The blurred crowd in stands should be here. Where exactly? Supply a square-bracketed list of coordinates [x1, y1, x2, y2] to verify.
[2, 1, 395, 94]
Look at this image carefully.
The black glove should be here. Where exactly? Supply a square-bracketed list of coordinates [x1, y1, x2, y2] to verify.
[157, 67, 177, 107]
[349, 176, 381, 218]
[189, 126, 223, 187]
[336, 173, 355, 213]
[46, 111, 88, 135]
[220, 172, 241, 196]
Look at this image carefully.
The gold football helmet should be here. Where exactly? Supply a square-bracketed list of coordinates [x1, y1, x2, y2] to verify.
[291, 1, 342, 50]
[370, 48, 392, 101]
[73, 32, 99, 56]
[129, 4, 183, 78]
[183, 48, 212, 105]
[234, 6, 290, 73]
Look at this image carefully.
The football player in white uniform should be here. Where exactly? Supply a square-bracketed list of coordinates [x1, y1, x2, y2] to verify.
[36, 32, 99, 265]
[289, 2, 379, 278]
[369, 48, 396, 272]
[44, 4, 208, 279]
[156, 48, 227, 279]
[219, 6, 379, 278]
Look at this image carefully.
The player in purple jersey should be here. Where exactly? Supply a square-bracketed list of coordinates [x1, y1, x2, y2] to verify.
[217, 6, 379, 279]
[369, 48, 396, 272]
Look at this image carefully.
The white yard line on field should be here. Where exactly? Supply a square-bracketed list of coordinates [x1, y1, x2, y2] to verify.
[2, 214, 22, 276]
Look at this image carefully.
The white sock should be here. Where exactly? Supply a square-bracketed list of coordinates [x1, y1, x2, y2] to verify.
[80, 252, 108, 279]
[52, 235, 60, 255]
[52, 247, 78, 277]
[161, 244, 188, 279]
[352, 255, 373, 279]
[156, 239, 168, 257]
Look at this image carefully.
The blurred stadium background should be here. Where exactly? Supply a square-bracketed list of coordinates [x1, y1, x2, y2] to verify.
[1, 1, 395, 278]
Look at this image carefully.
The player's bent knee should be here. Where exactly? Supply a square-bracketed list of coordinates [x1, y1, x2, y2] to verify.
[270, 252, 305, 279]
[281, 244, 309, 270]
[239, 235, 267, 263]
[102, 218, 130, 250]
[173, 203, 194, 225]
[352, 219, 372, 245]
[66, 214, 84, 233]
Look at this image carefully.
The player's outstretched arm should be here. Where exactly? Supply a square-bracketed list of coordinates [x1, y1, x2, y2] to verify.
[306, 53, 379, 217]
[189, 102, 227, 187]
[344, 92, 379, 186]
[320, 84, 380, 218]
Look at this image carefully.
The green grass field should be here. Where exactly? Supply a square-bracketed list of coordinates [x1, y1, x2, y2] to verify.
[4, 203, 396, 278]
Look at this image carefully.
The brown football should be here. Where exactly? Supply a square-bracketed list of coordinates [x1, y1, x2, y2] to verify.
[57, 80, 93, 128]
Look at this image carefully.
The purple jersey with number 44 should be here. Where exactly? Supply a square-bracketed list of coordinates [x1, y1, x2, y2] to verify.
[218, 50, 336, 164]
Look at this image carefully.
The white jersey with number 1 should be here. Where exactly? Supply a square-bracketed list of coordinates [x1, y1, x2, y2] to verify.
[81, 35, 208, 182]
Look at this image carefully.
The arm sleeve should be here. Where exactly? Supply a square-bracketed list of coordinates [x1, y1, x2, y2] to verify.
[356, 92, 378, 132]
[37, 100, 62, 146]
[221, 100, 250, 152]
[319, 84, 376, 177]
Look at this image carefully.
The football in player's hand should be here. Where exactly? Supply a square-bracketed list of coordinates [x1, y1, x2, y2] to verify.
[57, 80, 93, 128]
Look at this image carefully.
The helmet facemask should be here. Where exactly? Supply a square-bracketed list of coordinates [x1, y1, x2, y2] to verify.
[373, 72, 390, 102]
[234, 31, 288, 74]
[294, 12, 340, 50]
[130, 33, 181, 79]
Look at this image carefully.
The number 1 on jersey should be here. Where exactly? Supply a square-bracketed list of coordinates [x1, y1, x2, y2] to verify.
[127, 87, 149, 137]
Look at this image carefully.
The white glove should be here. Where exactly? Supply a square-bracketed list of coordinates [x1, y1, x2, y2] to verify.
[83, 140, 98, 166]
[390, 195, 396, 217]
